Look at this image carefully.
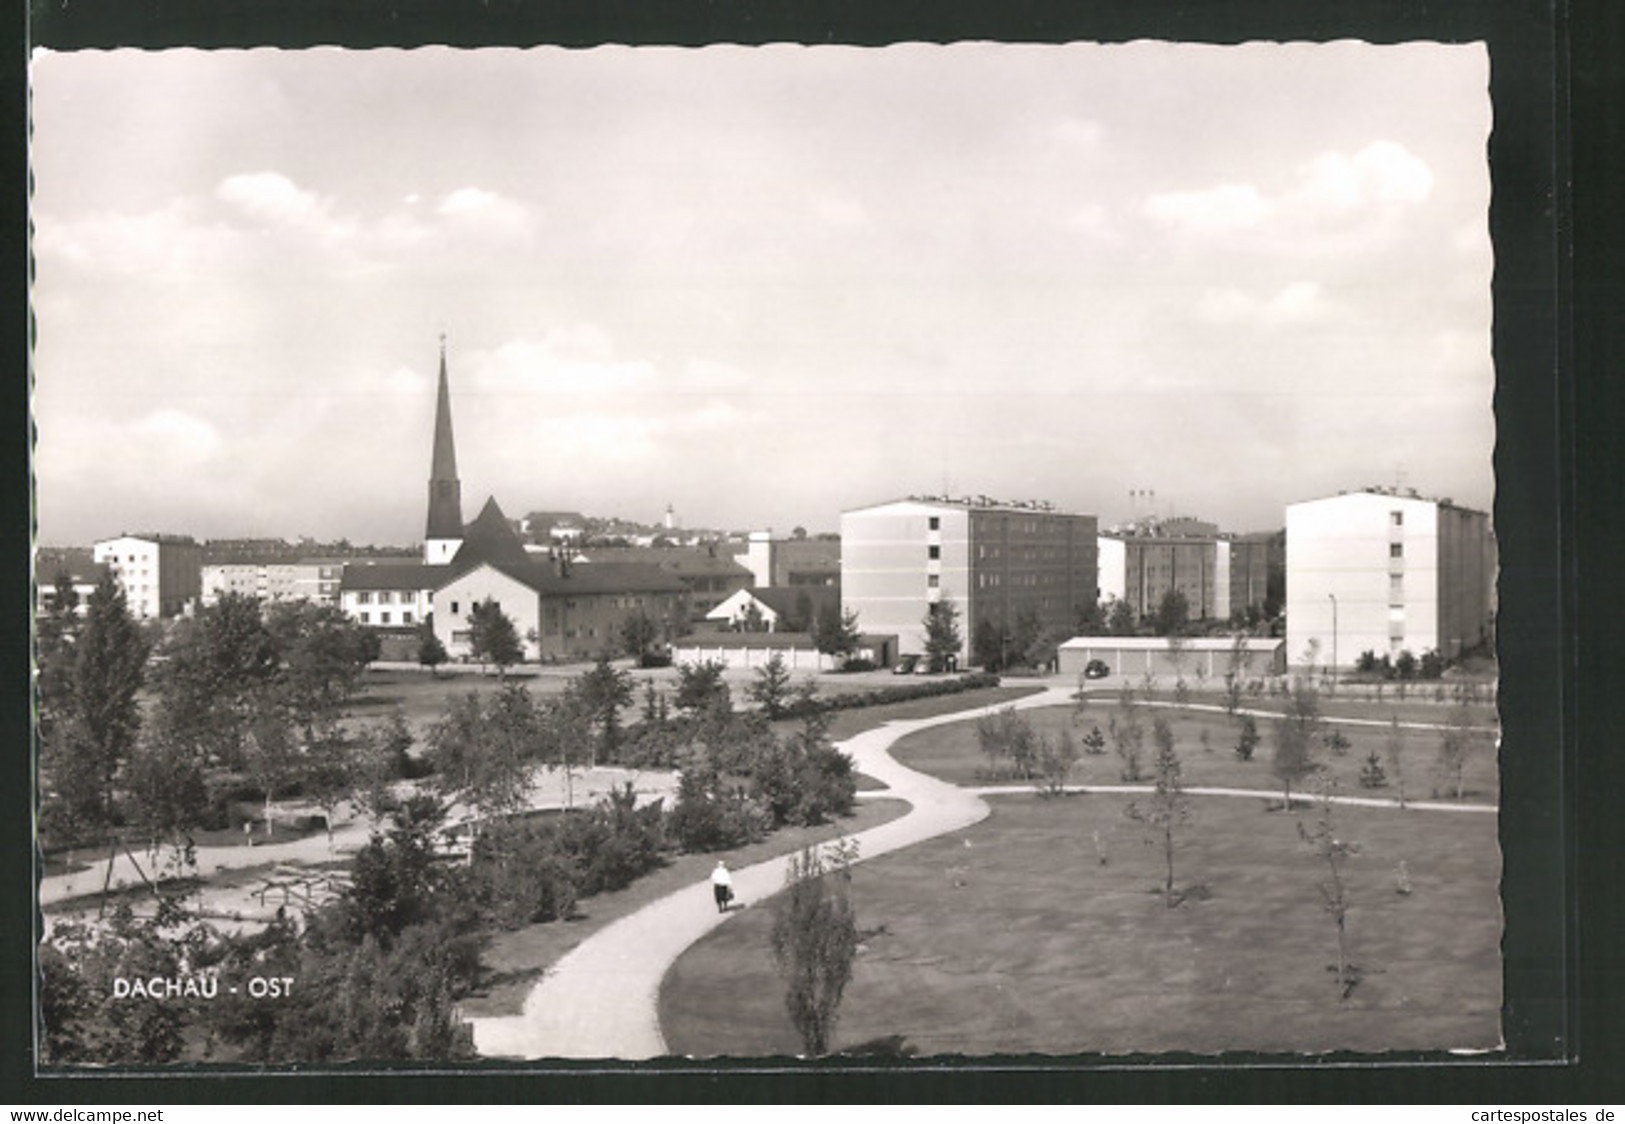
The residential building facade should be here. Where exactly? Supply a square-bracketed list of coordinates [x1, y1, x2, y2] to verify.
[91, 533, 203, 619]
[1285, 488, 1495, 669]
[841, 496, 1098, 664]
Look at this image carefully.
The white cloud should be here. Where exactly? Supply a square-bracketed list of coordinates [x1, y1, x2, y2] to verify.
[1144, 184, 1269, 234]
[217, 171, 327, 226]
[1196, 281, 1331, 327]
[436, 186, 534, 238]
[474, 330, 656, 396]
[128, 408, 222, 463]
[1146, 141, 1434, 240]
[1294, 141, 1433, 212]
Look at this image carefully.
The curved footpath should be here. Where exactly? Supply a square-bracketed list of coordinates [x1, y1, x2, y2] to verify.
[466, 685, 1076, 1060]
[469, 685, 1498, 1060]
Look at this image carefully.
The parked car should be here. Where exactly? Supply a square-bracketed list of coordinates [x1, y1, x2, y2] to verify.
[892, 654, 920, 675]
[1083, 658, 1111, 679]
[915, 656, 938, 674]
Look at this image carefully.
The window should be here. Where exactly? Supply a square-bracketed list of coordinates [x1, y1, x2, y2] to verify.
[929, 516, 940, 531]
[928, 545, 940, 560]
[928, 575, 940, 589]
[359, 611, 370, 624]
[403, 611, 414, 624]
[1391, 511, 1404, 526]
[450, 600, 460, 614]
[358, 591, 373, 603]
[1389, 543, 1404, 558]
[381, 611, 392, 624]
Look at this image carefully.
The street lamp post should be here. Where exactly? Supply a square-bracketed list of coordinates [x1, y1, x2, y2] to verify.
[1328, 592, 1338, 691]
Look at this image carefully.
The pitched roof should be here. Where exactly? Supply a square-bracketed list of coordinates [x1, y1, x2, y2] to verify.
[577, 545, 752, 578]
[449, 497, 530, 573]
[340, 563, 448, 592]
[450, 558, 688, 597]
[751, 585, 839, 619]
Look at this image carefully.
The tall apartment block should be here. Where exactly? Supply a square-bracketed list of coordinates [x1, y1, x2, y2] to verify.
[1286, 488, 1495, 669]
[840, 496, 1098, 663]
[91, 533, 204, 619]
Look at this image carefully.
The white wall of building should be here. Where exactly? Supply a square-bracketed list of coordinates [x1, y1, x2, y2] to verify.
[1214, 539, 1232, 621]
[1097, 536, 1127, 606]
[340, 585, 433, 627]
[93, 536, 162, 619]
[432, 565, 541, 660]
[424, 538, 462, 565]
[841, 501, 972, 660]
[741, 531, 773, 588]
[1286, 492, 1442, 669]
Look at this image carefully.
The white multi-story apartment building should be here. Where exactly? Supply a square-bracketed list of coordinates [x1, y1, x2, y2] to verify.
[202, 559, 347, 607]
[91, 533, 203, 619]
[1285, 488, 1495, 669]
[841, 495, 1098, 664]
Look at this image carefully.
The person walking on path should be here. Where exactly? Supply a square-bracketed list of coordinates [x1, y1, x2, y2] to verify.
[711, 861, 733, 913]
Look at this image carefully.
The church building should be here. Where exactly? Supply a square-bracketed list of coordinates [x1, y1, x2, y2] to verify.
[338, 341, 687, 663]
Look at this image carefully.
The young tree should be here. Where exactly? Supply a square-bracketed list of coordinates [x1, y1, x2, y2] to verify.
[1271, 680, 1323, 810]
[467, 599, 523, 677]
[575, 655, 635, 764]
[921, 597, 962, 671]
[1234, 713, 1260, 761]
[972, 617, 1009, 673]
[70, 573, 152, 823]
[1152, 589, 1191, 637]
[1108, 686, 1146, 782]
[812, 604, 862, 664]
[1037, 727, 1080, 796]
[1126, 717, 1190, 907]
[1384, 715, 1407, 809]
[1298, 784, 1363, 998]
[747, 652, 794, 720]
[121, 733, 208, 860]
[244, 708, 303, 837]
[301, 722, 358, 848]
[417, 627, 448, 677]
[1222, 634, 1249, 717]
[427, 687, 538, 825]
[619, 609, 662, 664]
[771, 841, 860, 1057]
[1106, 598, 1137, 637]
[1436, 701, 1483, 800]
[152, 593, 279, 767]
[35, 568, 82, 741]
[674, 659, 731, 715]
[265, 601, 376, 738]
[1009, 608, 1042, 669]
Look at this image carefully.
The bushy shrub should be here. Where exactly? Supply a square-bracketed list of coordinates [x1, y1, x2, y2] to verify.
[669, 767, 769, 852]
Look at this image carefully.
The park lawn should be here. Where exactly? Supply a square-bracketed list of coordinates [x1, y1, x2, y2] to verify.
[891, 703, 1500, 805]
[659, 791, 1502, 1058]
[458, 797, 911, 1018]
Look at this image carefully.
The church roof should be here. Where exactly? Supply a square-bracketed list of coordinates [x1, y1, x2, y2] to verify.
[448, 497, 532, 574]
[448, 557, 689, 597]
[425, 344, 464, 541]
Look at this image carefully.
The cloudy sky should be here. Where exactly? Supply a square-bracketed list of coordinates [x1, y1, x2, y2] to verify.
[30, 42, 1492, 546]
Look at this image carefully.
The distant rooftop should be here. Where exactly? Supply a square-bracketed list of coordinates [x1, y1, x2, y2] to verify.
[1298, 486, 1488, 515]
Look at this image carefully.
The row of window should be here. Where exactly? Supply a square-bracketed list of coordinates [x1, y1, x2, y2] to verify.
[355, 590, 416, 604]
[357, 610, 416, 625]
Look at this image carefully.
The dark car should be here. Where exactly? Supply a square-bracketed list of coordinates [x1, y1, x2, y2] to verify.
[1083, 658, 1111, 679]
[893, 654, 920, 675]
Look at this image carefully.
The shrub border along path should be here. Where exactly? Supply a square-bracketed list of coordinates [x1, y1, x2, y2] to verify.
[466, 685, 1075, 1059]
[467, 683, 1497, 1060]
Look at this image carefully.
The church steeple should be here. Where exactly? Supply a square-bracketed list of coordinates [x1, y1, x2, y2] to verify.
[424, 336, 464, 563]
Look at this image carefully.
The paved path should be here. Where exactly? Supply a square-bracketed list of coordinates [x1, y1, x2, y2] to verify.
[467, 685, 1077, 1060]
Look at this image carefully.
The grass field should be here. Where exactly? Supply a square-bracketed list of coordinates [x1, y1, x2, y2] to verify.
[659, 791, 1502, 1058]
[891, 701, 1500, 804]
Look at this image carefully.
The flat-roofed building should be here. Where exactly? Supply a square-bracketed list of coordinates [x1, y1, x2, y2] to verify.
[1286, 487, 1495, 669]
[92, 533, 203, 619]
[841, 495, 1098, 665]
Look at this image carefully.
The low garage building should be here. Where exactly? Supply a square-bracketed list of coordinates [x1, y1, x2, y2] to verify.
[1057, 636, 1286, 681]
